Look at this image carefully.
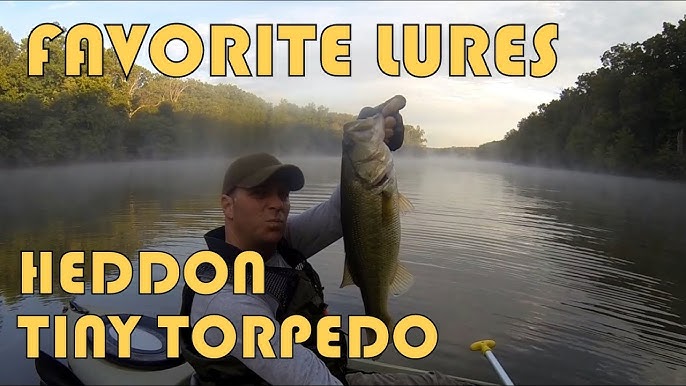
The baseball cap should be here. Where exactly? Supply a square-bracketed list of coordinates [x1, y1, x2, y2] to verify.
[222, 153, 305, 194]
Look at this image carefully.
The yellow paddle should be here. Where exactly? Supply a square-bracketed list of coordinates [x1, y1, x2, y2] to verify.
[470, 340, 514, 385]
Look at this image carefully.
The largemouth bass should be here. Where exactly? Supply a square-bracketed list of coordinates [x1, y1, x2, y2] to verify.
[340, 96, 415, 354]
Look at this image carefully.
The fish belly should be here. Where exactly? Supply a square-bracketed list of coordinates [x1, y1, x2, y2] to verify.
[341, 157, 401, 332]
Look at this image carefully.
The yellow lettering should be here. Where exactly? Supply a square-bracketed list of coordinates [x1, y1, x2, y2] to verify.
[495, 24, 525, 76]
[104, 24, 149, 79]
[91, 251, 133, 294]
[277, 24, 317, 76]
[139, 251, 180, 295]
[65, 23, 103, 76]
[256, 24, 273, 76]
[449, 24, 490, 77]
[403, 24, 441, 78]
[192, 315, 236, 359]
[320, 24, 351, 76]
[280, 315, 311, 358]
[234, 251, 264, 294]
[243, 316, 276, 358]
[316, 315, 342, 358]
[54, 315, 67, 358]
[17, 315, 50, 358]
[149, 23, 203, 77]
[377, 24, 399, 76]
[75, 315, 105, 358]
[27, 23, 63, 76]
[183, 251, 228, 295]
[210, 24, 251, 77]
[60, 251, 85, 294]
[21, 251, 52, 294]
[393, 315, 438, 359]
[108, 315, 142, 358]
[348, 316, 388, 358]
[158, 316, 189, 358]
[531, 23, 558, 78]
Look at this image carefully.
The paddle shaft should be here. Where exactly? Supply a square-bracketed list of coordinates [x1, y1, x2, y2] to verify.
[484, 350, 514, 386]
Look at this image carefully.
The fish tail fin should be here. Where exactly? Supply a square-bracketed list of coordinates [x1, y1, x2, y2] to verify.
[340, 255, 355, 288]
[397, 192, 414, 215]
[390, 262, 415, 297]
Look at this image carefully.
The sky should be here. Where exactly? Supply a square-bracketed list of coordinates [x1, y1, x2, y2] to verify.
[1, 1, 686, 148]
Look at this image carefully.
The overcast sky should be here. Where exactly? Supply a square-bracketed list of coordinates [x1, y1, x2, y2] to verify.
[2, 1, 686, 147]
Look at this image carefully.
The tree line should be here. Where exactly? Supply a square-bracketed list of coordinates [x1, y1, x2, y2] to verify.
[475, 16, 686, 180]
[3, 17, 684, 180]
[0, 23, 428, 168]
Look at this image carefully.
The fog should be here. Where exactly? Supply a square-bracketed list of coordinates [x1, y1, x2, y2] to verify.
[3, 154, 684, 232]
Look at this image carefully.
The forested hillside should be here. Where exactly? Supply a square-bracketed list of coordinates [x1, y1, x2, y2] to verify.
[0, 23, 427, 168]
[3, 17, 685, 180]
[476, 16, 686, 179]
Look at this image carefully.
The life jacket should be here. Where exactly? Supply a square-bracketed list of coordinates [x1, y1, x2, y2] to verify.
[178, 226, 349, 386]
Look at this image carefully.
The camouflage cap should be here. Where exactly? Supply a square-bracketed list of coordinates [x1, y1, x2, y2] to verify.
[222, 153, 305, 195]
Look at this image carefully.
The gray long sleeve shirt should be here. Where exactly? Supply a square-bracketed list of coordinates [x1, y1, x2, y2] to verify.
[189, 185, 344, 385]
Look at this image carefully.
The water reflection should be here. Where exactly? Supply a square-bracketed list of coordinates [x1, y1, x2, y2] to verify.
[0, 156, 685, 385]
[493, 163, 686, 384]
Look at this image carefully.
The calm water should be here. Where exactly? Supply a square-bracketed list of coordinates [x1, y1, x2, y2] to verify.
[1, 155, 685, 385]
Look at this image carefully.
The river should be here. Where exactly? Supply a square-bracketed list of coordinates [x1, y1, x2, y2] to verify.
[1, 155, 685, 385]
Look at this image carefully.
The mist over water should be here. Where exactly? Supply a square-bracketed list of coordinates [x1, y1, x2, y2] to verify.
[1, 155, 685, 385]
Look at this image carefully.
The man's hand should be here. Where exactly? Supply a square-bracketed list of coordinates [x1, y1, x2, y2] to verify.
[357, 95, 406, 151]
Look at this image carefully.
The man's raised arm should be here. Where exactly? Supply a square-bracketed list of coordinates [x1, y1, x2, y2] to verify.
[285, 184, 342, 259]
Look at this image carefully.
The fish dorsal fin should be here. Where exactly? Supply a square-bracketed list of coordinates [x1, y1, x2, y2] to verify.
[397, 192, 414, 215]
[340, 256, 355, 288]
[390, 263, 414, 297]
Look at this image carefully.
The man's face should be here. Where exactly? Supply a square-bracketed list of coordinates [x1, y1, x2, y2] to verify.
[222, 178, 291, 245]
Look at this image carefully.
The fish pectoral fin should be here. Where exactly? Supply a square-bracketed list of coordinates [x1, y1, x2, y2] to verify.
[397, 192, 415, 215]
[340, 256, 355, 288]
[390, 263, 415, 297]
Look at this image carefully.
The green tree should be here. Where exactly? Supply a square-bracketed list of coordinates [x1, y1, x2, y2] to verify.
[0, 22, 426, 168]
[481, 15, 686, 180]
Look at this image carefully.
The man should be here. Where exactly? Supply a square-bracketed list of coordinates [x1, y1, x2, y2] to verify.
[178, 97, 469, 385]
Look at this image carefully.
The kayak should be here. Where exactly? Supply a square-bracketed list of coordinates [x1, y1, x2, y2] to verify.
[34, 298, 496, 386]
